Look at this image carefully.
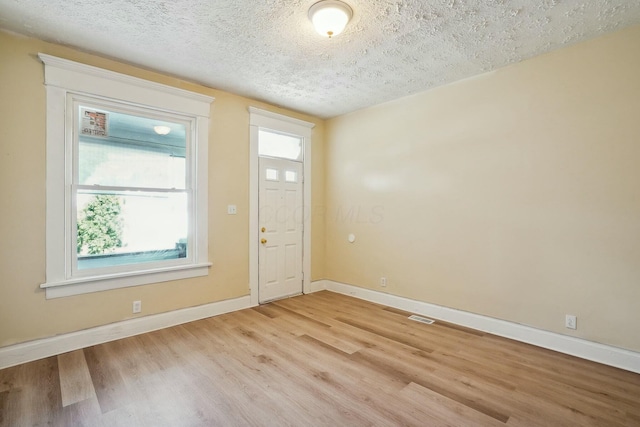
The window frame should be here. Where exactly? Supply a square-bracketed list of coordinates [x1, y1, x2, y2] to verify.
[71, 96, 194, 277]
[39, 54, 213, 299]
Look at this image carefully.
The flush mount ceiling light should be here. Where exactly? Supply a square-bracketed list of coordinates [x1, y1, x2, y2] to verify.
[308, 0, 353, 38]
[153, 125, 171, 135]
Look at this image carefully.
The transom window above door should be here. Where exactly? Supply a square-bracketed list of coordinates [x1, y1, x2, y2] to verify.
[258, 130, 303, 162]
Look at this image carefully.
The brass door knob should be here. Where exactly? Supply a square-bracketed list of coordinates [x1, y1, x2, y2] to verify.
[261, 227, 266, 232]
[261, 238, 267, 244]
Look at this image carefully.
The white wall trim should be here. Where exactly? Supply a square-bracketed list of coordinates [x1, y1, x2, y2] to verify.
[248, 106, 315, 130]
[0, 295, 251, 370]
[323, 280, 640, 374]
[39, 53, 214, 114]
[305, 279, 328, 294]
[39, 53, 213, 299]
[248, 107, 314, 305]
[4, 280, 637, 374]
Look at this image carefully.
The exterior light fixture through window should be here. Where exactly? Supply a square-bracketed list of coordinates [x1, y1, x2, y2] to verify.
[154, 125, 171, 135]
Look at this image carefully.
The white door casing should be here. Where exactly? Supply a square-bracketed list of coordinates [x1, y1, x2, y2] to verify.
[258, 157, 303, 302]
[249, 107, 314, 307]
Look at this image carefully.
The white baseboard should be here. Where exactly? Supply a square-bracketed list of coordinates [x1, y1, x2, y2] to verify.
[322, 280, 640, 374]
[0, 295, 252, 370]
[4, 282, 638, 375]
[305, 279, 329, 294]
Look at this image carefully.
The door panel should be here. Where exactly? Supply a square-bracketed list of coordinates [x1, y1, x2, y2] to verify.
[259, 157, 303, 303]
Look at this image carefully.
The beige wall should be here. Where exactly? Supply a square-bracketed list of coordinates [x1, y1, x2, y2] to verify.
[3, 24, 639, 354]
[324, 25, 640, 352]
[0, 31, 325, 347]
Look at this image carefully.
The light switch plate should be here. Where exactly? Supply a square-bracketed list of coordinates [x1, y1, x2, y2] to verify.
[227, 205, 237, 215]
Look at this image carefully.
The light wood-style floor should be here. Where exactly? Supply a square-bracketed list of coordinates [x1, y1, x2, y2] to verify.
[1, 291, 639, 426]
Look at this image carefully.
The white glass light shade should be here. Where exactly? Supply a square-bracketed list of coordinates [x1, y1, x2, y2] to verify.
[153, 125, 171, 135]
[308, 0, 352, 38]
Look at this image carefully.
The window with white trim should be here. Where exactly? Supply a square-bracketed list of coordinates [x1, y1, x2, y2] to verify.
[39, 54, 213, 299]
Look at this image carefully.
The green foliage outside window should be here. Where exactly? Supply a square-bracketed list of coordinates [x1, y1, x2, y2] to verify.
[77, 195, 124, 255]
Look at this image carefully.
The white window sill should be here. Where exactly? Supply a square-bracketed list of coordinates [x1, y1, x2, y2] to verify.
[40, 262, 212, 299]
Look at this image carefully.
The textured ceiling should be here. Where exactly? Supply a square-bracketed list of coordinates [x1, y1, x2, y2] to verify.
[1, 0, 639, 118]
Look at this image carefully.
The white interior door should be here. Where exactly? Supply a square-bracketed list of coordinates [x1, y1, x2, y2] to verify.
[259, 157, 303, 303]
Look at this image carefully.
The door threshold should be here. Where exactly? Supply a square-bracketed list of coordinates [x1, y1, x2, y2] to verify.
[259, 292, 303, 305]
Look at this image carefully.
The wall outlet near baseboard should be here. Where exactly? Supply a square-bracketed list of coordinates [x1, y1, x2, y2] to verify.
[380, 277, 387, 287]
[133, 300, 142, 314]
[565, 314, 577, 330]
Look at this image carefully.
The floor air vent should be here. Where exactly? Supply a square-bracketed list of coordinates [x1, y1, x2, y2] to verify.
[408, 315, 435, 325]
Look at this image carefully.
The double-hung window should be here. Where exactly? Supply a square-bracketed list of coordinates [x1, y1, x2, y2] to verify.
[74, 100, 190, 271]
[40, 54, 213, 298]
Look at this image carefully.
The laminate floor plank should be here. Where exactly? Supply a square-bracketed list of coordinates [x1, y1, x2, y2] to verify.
[225, 311, 434, 425]
[1, 291, 639, 426]
[451, 346, 640, 424]
[290, 334, 436, 425]
[251, 305, 281, 319]
[477, 333, 640, 389]
[204, 314, 389, 425]
[382, 306, 486, 337]
[272, 295, 354, 326]
[142, 332, 280, 426]
[0, 365, 19, 427]
[266, 302, 332, 329]
[270, 313, 364, 354]
[286, 293, 481, 353]
[83, 344, 132, 415]
[318, 295, 476, 341]
[57, 349, 96, 407]
[51, 396, 102, 427]
[225, 329, 376, 425]
[511, 367, 639, 423]
[0, 358, 62, 427]
[183, 322, 325, 426]
[457, 344, 640, 406]
[336, 315, 438, 353]
[399, 381, 505, 427]
[279, 294, 640, 426]
[272, 294, 568, 418]
[407, 343, 630, 426]
[350, 346, 512, 423]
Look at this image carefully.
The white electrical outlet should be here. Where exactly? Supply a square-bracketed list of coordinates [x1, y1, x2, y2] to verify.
[565, 314, 577, 330]
[133, 300, 142, 314]
[227, 205, 237, 215]
[380, 277, 387, 287]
